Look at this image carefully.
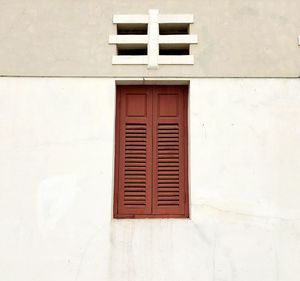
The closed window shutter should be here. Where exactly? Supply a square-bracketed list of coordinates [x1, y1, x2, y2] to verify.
[114, 85, 188, 218]
[152, 86, 188, 215]
[116, 86, 153, 216]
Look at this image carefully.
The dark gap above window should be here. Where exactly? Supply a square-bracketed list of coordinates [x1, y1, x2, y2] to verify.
[117, 44, 147, 56]
[159, 44, 189, 55]
[117, 24, 148, 35]
[159, 23, 189, 35]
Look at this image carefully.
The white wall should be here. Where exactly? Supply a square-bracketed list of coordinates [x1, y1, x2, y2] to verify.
[1, 78, 300, 281]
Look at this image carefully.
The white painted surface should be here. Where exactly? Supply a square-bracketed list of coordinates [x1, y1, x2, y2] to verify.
[110, 9, 197, 68]
[109, 35, 148, 44]
[158, 55, 194, 64]
[113, 11, 194, 24]
[147, 9, 159, 69]
[158, 35, 198, 44]
[112, 55, 148, 65]
[1, 78, 300, 281]
[158, 14, 194, 24]
[113, 14, 148, 24]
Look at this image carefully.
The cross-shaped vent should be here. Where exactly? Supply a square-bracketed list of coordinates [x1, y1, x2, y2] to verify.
[109, 9, 198, 69]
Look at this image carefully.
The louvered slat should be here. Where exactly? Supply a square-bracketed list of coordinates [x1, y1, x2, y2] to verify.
[124, 123, 147, 206]
[157, 123, 180, 206]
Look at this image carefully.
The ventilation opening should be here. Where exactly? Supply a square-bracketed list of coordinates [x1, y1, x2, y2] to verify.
[159, 44, 189, 55]
[117, 44, 147, 56]
[159, 23, 189, 35]
[117, 24, 148, 35]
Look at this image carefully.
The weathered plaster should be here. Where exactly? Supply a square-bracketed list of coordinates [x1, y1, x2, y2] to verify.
[0, 78, 300, 281]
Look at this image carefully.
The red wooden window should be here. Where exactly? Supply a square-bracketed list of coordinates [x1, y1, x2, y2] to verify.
[114, 85, 189, 218]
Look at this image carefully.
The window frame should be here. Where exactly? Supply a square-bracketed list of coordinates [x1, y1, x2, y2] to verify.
[113, 85, 189, 219]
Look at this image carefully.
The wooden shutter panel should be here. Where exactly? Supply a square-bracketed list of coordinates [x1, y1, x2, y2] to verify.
[115, 86, 152, 217]
[152, 86, 188, 216]
[114, 85, 188, 218]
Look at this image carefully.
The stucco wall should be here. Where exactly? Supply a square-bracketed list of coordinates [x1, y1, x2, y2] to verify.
[1, 78, 300, 281]
[0, 0, 300, 77]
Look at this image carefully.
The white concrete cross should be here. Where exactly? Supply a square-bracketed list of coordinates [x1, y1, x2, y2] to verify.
[109, 9, 198, 69]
